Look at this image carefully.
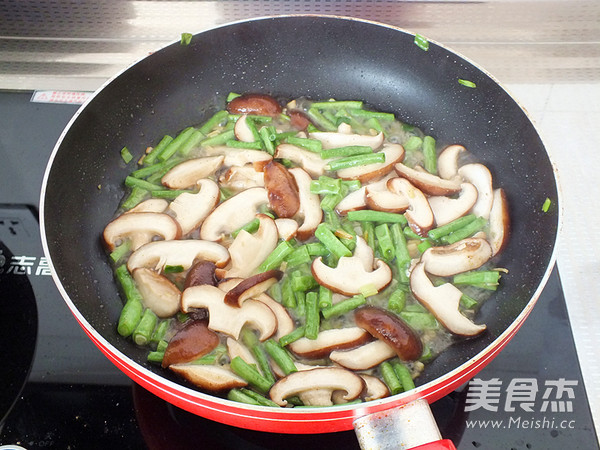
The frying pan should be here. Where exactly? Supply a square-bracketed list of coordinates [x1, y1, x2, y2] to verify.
[40, 15, 559, 443]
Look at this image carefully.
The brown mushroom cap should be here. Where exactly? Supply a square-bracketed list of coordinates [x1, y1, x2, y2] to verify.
[264, 161, 300, 218]
[223, 270, 283, 307]
[162, 320, 220, 368]
[227, 93, 282, 117]
[354, 306, 423, 361]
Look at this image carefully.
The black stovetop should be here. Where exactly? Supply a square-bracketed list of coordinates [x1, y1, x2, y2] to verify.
[0, 91, 597, 450]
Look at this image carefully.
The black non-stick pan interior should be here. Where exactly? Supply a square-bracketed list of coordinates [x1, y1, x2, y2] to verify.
[42, 16, 559, 391]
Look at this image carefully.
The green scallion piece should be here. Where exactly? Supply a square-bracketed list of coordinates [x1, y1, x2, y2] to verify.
[542, 197, 552, 213]
[180, 32, 193, 46]
[414, 34, 430, 51]
[458, 78, 477, 88]
[120, 146, 133, 164]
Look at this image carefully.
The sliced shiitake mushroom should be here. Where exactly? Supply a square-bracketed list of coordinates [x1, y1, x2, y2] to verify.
[264, 161, 300, 218]
[354, 306, 423, 361]
[162, 320, 220, 368]
[227, 93, 282, 117]
[223, 270, 283, 307]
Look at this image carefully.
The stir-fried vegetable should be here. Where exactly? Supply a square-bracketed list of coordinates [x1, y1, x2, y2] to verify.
[103, 93, 510, 407]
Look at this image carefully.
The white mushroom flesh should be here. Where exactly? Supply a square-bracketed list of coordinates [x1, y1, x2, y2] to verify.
[104, 95, 511, 409]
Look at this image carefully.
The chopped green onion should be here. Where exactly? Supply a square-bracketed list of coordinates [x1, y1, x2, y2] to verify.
[414, 34, 430, 51]
[542, 197, 552, 213]
[458, 79, 477, 88]
[120, 146, 133, 164]
[180, 32, 193, 45]
[163, 265, 184, 274]
[226, 92, 241, 102]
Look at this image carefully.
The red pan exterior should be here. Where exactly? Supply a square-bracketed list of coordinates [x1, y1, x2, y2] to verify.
[40, 16, 560, 433]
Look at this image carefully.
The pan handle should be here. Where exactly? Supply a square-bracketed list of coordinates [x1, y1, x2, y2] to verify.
[353, 399, 457, 450]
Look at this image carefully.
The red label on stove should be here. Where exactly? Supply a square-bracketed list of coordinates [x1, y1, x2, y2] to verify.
[31, 90, 92, 105]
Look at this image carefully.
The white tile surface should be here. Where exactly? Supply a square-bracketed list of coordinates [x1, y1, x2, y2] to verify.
[506, 83, 600, 441]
